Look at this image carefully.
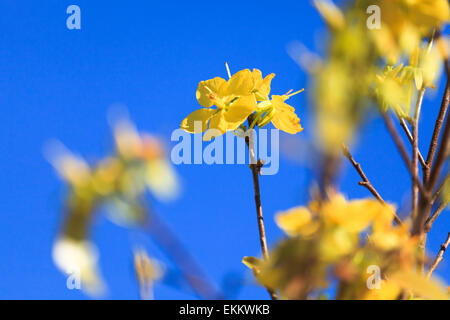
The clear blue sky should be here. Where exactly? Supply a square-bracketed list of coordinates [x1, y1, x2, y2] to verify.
[0, 1, 448, 299]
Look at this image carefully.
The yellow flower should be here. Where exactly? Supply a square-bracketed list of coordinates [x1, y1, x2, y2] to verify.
[113, 120, 179, 200]
[46, 142, 91, 187]
[53, 237, 106, 296]
[313, 0, 345, 30]
[370, 221, 414, 251]
[375, 63, 414, 118]
[134, 249, 163, 299]
[257, 90, 304, 134]
[321, 194, 383, 233]
[362, 280, 401, 300]
[275, 206, 319, 237]
[251, 69, 275, 101]
[368, 0, 450, 59]
[319, 227, 357, 261]
[390, 270, 448, 300]
[181, 69, 257, 140]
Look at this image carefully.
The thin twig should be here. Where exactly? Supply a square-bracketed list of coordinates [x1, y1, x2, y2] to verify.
[381, 112, 430, 200]
[431, 175, 449, 204]
[425, 201, 448, 233]
[424, 78, 450, 183]
[412, 88, 426, 219]
[398, 117, 427, 171]
[342, 144, 402, 225]
[426, 233, 450, 279]
[245, 133, 278, 300]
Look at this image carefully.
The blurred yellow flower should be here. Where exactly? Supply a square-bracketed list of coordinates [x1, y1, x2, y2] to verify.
[52, 237, 106, 296]
[134, 249, 163, 300]
[364, 0, 449, 59]
[46, 142, 91, 187]
[49, 117, 179, 296]
[362, 280, 401, 300]
[321, 194, 385, 233]
[275, 206, 319, 237]
[375, 63, 414, 118]
[313, 0, 345, 30]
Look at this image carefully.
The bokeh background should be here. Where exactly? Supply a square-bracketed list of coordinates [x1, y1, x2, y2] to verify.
[0, 0, 448, 299]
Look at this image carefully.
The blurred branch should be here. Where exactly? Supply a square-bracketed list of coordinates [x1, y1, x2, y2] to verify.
[342, 144, 402, 225]
[145, 208, 224, 300]
[426, 232, 450, 279]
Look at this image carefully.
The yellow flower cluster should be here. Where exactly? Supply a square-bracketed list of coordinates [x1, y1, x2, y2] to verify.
[181, 67, 304, 140]
[243, 193, 448, 300]
[366, 0, 450, 61]
[375, 41, 443, 119]
[49, 119, 177, 295]
[305, 0, 449, 153]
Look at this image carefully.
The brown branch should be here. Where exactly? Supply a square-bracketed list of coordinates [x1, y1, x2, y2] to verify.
[414, 103, 450, 236]
[342, 144, 402, 225]
[399, 117, 427, 171]
[425, 105, 450, 195]
[426, 232, 450, 279]
[424, 78, 450, 183]
[412, 88, 426, 220]
[431, 175, 449, 204]
[381, 112, 430, 200]
[425, 201, 448, 233]
[245, 133, 278, 300]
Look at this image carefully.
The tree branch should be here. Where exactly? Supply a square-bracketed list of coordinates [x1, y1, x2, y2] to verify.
[399, 117, 427, 171]
[431, 175, 449, 204]
[425, 201, 448, 233]
[381, 112, 430, 200]
[245, 133, 278, 300]
[342, 144, 402, 225]
[424, 78, 450, 183]
[412, 88, 426, 220]
[426, 232, 450, 279]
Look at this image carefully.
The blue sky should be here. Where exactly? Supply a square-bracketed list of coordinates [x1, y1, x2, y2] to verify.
[0, 1, 448, 299]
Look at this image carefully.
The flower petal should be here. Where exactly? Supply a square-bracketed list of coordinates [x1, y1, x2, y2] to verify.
[271, 111, 303, 134]
[224, 95, 257, 130]
[196, 77, 227, 108]
[252, 69, 275, 100]
[203, 110, 227, 141]
[181, 108, 216, 133]
[275, 207, 319, 237]
[226, 69, 254, 96]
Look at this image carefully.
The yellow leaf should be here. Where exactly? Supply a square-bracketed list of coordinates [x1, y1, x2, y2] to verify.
[242, 256, 263, 273]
